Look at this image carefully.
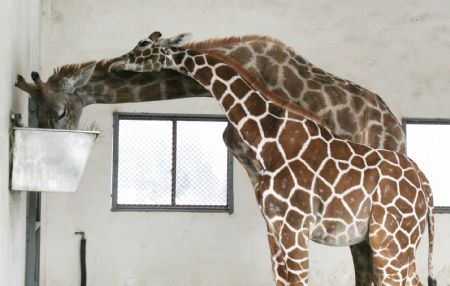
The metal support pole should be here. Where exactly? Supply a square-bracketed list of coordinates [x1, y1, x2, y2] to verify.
[75, 232, 87, 286]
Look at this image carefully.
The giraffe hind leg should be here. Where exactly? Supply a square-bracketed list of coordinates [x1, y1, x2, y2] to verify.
[406, 260, 423, 286]
[368, 207, 414, 286]
[350, 240, 376, 286]
[428, 276, 437, 286]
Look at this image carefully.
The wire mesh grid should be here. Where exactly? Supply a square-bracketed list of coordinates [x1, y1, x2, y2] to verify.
[405, 122, 450, 208]
[176, 121, 228, 206]
[114, 116, 231, 210]
[117, 119, 173, 205]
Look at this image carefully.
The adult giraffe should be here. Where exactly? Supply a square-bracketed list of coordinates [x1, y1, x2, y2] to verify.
[16, 33, 406, 285]
[108, 31, 436, 286]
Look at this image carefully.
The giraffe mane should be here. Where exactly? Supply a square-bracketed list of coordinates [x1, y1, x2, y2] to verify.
[51, 35, 293, 78]
[204, 50, 325, 126]
[51, 60, 117, 77]
[52, 61, 96, 77]
[183, 35, 295, 52]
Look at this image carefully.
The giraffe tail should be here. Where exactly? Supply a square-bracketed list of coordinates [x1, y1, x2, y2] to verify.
[427, 206, 437, 285]
[426, 191, 437, 286]
[413, 161, 437, 286]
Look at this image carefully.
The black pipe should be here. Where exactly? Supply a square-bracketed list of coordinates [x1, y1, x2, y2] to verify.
[75, 232, 87, 286]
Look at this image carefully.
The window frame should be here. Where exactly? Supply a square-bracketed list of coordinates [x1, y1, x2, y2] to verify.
[402, 117, 450, 214]
[112, 112, 234, 214]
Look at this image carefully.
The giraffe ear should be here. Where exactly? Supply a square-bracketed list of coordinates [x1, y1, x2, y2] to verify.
[161, 33, 193, 47]
[72, 62, 96, 89]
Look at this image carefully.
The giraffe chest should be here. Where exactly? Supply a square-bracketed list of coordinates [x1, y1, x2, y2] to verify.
[222, 124, 261, 181]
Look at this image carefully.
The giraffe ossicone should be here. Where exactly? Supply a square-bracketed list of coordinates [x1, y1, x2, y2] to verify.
[108, 32, 437, 286]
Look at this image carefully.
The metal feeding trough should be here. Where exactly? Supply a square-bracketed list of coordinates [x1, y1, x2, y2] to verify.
[11, 127, 99, 192]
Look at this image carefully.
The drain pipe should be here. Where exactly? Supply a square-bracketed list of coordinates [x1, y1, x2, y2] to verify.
[75, 231, 87, 286]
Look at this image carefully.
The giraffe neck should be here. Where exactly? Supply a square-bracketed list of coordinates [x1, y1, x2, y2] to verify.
[74, 68, 209, 106]
[165, 48, 314, 148]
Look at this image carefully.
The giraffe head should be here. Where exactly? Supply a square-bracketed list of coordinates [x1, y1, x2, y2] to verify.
[15, 62, 96, 129]
[110, 31, 193, 73]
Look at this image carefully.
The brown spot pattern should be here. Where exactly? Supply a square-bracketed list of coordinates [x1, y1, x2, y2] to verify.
[184, 57, 195, 72]
[326, 86, 347, 105]
[273, 167, 295, 198]
[337, 107, 358, 133]
[290, 160, 313, 189]
[221, 94, 235, 110]
[301, 138, 328, 170]
[303, 91, 325, 112]
[228, 46, 253, 65]
[228, 104, 247, 125]
[319, 159, 339, 184]
[216, 65, 237, 81]
[267, 45, 288, 63]
[212, 80, 227, 98]
[230, 78, 251, 99]
[257, 56, 279, 86]
[194, 67, 213, 86]
[335, 169, 362, 194]
[244, 93, 267, 116]
[379, 161, 402, 179]
[250, 41, 267, 53]
[240, 119, 261, 146]
[283, 66, 304, 98]
[279, 122, 308, 159]
[330, 140, 353, 160]
[260, 115, 283, 138]
[261, 142, 285, 171]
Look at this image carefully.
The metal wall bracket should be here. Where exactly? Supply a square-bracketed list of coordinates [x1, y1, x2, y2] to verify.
[11, 113, 25, 128]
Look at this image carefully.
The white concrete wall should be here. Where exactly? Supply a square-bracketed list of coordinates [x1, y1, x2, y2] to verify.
[0, 0, 40, 285]
[40, 1, 450, 285]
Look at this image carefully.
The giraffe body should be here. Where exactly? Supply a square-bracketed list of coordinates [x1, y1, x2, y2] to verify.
[108, 32, 436, 286]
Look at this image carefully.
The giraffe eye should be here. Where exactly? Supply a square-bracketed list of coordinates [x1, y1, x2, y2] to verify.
[139, 40, 151, 47]
[55, 107, 68, 121]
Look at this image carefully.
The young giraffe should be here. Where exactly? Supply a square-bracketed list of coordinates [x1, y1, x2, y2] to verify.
[108, 32, 437, 286]
[16, 34, 406, 285]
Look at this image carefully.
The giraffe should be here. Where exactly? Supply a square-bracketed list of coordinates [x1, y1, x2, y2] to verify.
[107, 31, 437, 286]
[15, 34, 407, 285]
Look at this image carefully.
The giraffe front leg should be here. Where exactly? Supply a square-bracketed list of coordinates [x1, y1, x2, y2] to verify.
[262, 207, 310, 285]
[350, 240, 376, 286]
[266, 224, 289, 285]
[278, 227, 310, 286]
[281, 226, 309, 286]
[259, 175, 310, 285]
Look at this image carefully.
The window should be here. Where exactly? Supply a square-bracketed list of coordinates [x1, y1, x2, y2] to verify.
[403, 118, 450, 213]
[112, 113, 233, 213]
